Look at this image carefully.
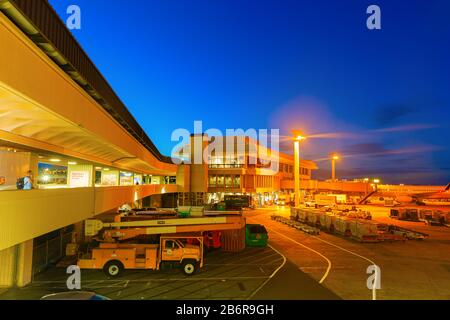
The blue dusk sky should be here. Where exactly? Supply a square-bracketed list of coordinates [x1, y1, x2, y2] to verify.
[49, 0, 450, 184]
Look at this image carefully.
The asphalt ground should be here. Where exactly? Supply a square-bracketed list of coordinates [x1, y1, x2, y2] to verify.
[4, 206, 445, 300]
[0, 245, 338, 300]
[249, 207, 450, 300]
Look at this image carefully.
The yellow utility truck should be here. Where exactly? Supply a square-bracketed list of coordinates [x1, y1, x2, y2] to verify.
[78, 234, 203, 277]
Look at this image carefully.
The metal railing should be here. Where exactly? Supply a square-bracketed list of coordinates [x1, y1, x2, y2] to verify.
[32, 232, 73, 277]
[208, 164, 244, 169]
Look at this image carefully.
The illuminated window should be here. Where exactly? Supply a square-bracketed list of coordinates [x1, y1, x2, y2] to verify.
[217, 176, 224, 187]
[209, 175, 216, 187]
[119, 172, 133, 186]
[225, 175, 233, 188]
[234, 175, 241, 188]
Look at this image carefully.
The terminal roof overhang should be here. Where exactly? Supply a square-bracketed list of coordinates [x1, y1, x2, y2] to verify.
[0, 0, 176, 174]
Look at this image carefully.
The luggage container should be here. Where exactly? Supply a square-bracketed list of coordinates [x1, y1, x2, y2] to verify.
[334, 217, 352, 237]
[432, 210, 442, 220]
[190, 206, 205, 217]
[290, 207, 300, 220]
[419, 209, 433, 220]
[319, 212, 328, 229]
[177, 206, 192, 218]
[221, 227, 246, 252]
[349, 220, 379, 242]
[324, 214, 337, 233]
[306, 210, 317, 226]
[404, 208, 419, 221]
[297, 209, 308, 223]
[444, 212, 450, 224]
[390, 209, 400, 219]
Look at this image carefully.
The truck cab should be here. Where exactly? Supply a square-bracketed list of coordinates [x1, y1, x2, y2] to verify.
[160, 237, 203, 274]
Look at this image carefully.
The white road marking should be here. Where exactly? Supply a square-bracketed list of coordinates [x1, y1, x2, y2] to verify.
[311, 235, 379, 300]
[251, 209, 379, 300]
[32, 276, 270, 284]
[246, 244, 287, 300]
[265, 227, 332, 284]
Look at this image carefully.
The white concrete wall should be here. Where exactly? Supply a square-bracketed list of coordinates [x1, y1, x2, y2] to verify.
[0, 184, 178, 251]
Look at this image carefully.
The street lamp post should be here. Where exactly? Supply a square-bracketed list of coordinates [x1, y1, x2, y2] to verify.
[293, 132, 306, 207]
[331, 154, 339, 181]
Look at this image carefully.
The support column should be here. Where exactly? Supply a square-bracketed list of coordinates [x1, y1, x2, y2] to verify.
[294, 141, 300, 207]
[0, 239, 33, 288]
[16, 239, 33, 287]
[0, 246, 15, 288]
[73, 221, 85, 243]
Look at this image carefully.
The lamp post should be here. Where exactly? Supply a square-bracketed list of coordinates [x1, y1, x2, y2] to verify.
[293, 131, 306, 207]
[331, 154, 339, 181]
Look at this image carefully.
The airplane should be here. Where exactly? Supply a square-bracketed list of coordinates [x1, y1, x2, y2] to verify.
[393, 183, 450, 205]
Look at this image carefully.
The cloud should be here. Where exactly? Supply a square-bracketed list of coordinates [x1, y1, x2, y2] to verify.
[372, 124, 439, 133]
[374, 105, 417, 126]
[343, 143, 387, 156]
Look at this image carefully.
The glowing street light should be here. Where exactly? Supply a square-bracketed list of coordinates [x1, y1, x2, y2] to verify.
[373, 178, 380, 191]
[331, 153, 339, 181]
[293, 130, 307, 207]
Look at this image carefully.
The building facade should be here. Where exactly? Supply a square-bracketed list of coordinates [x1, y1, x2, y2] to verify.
[176, 135, 317, 206]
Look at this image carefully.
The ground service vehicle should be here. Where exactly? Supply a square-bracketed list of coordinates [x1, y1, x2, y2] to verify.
[78, 234, 204, 277]
[314, 195, 337, 207]
[245, 224, 268, 247]
[224, 195, 251, 210]
[275, 194, 288, 205]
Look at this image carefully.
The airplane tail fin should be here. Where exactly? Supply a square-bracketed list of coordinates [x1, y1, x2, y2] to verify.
[445, 183, 450, 191]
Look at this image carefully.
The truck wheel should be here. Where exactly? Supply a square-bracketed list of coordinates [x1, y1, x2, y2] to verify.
[182, 260, 197, 276]
[103, 260, 124, 277]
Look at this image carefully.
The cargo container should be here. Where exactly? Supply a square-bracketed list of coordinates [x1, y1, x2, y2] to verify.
[390, 208, 419, 221]
[221, 227, 246, 252]
[324, 214, 337, 232]
[444, 212, 450, 224]
[319, 212, 328, 229]
[334, 217, 352, 236]
[348, 220, 379, 242]
[290, 207, 308, 222]
[419, 209, 433, 220]
[290, 207, 299, 220]
[307, 210, 320, 227]
[299, 209, 309, 223]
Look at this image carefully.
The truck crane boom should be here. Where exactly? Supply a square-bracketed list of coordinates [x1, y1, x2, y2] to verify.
[85, 216, 246, 242]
